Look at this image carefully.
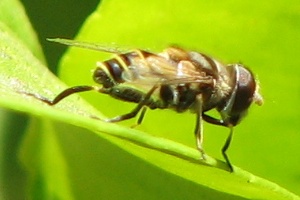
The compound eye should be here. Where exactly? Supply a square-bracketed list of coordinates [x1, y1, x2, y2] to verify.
[225, 65, 257, 126]
[220, 64, 258, 126]
[232, 66, 256, 114]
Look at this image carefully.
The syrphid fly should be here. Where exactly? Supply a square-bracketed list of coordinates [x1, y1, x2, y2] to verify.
[25, 38, 263, 172]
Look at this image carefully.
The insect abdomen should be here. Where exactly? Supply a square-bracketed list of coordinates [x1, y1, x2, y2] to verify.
[93, 50, 152, 88]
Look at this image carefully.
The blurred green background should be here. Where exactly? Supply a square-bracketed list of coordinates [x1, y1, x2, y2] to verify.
[21, 0, 99, 71]
[0, 0, 98, 199]
[1, 0, 300, 199]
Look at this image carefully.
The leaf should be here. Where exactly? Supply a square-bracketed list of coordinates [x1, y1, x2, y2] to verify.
[0, 0, 45, 62]
[0, 0, 47, 199]
[0, 0, 300, 199]
[59, 0, 300, 197]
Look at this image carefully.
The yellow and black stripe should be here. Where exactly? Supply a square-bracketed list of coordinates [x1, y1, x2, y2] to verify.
[93, 50, 153, 88]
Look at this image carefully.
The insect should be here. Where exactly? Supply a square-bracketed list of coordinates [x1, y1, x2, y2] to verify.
[30, 38, 263, 172]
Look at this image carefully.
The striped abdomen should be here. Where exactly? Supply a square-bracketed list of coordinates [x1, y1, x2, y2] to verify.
[93, 49, 160, 108]
[93, 50, 152, 88]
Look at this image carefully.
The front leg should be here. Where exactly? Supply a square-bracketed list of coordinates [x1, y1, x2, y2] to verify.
[202, 113, 228, 127]
[202, 113, 234, 172]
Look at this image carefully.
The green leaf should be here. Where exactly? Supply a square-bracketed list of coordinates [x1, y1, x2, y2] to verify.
[0, 0, 45, 62]
[0, 0, 46, 199]
[59, 0, 300, 197]
[0, 0, 299, 199]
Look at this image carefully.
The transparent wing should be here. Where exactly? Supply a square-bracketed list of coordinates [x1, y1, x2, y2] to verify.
[48, 39, 214, 87]
[47, 38, 130, 53]
[122, 52, 214, 86]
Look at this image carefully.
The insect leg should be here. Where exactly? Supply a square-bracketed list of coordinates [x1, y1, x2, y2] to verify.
[202, 114, 227, 127]
[222, 127, 234, 172]
[137, 107, 147, 125]
[130, 106, 147, 128]
[202, 114, 234, 172]
[194, 95, 206, 160]
[104, 85, 159, 123]
[24, 86, 95, 105]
